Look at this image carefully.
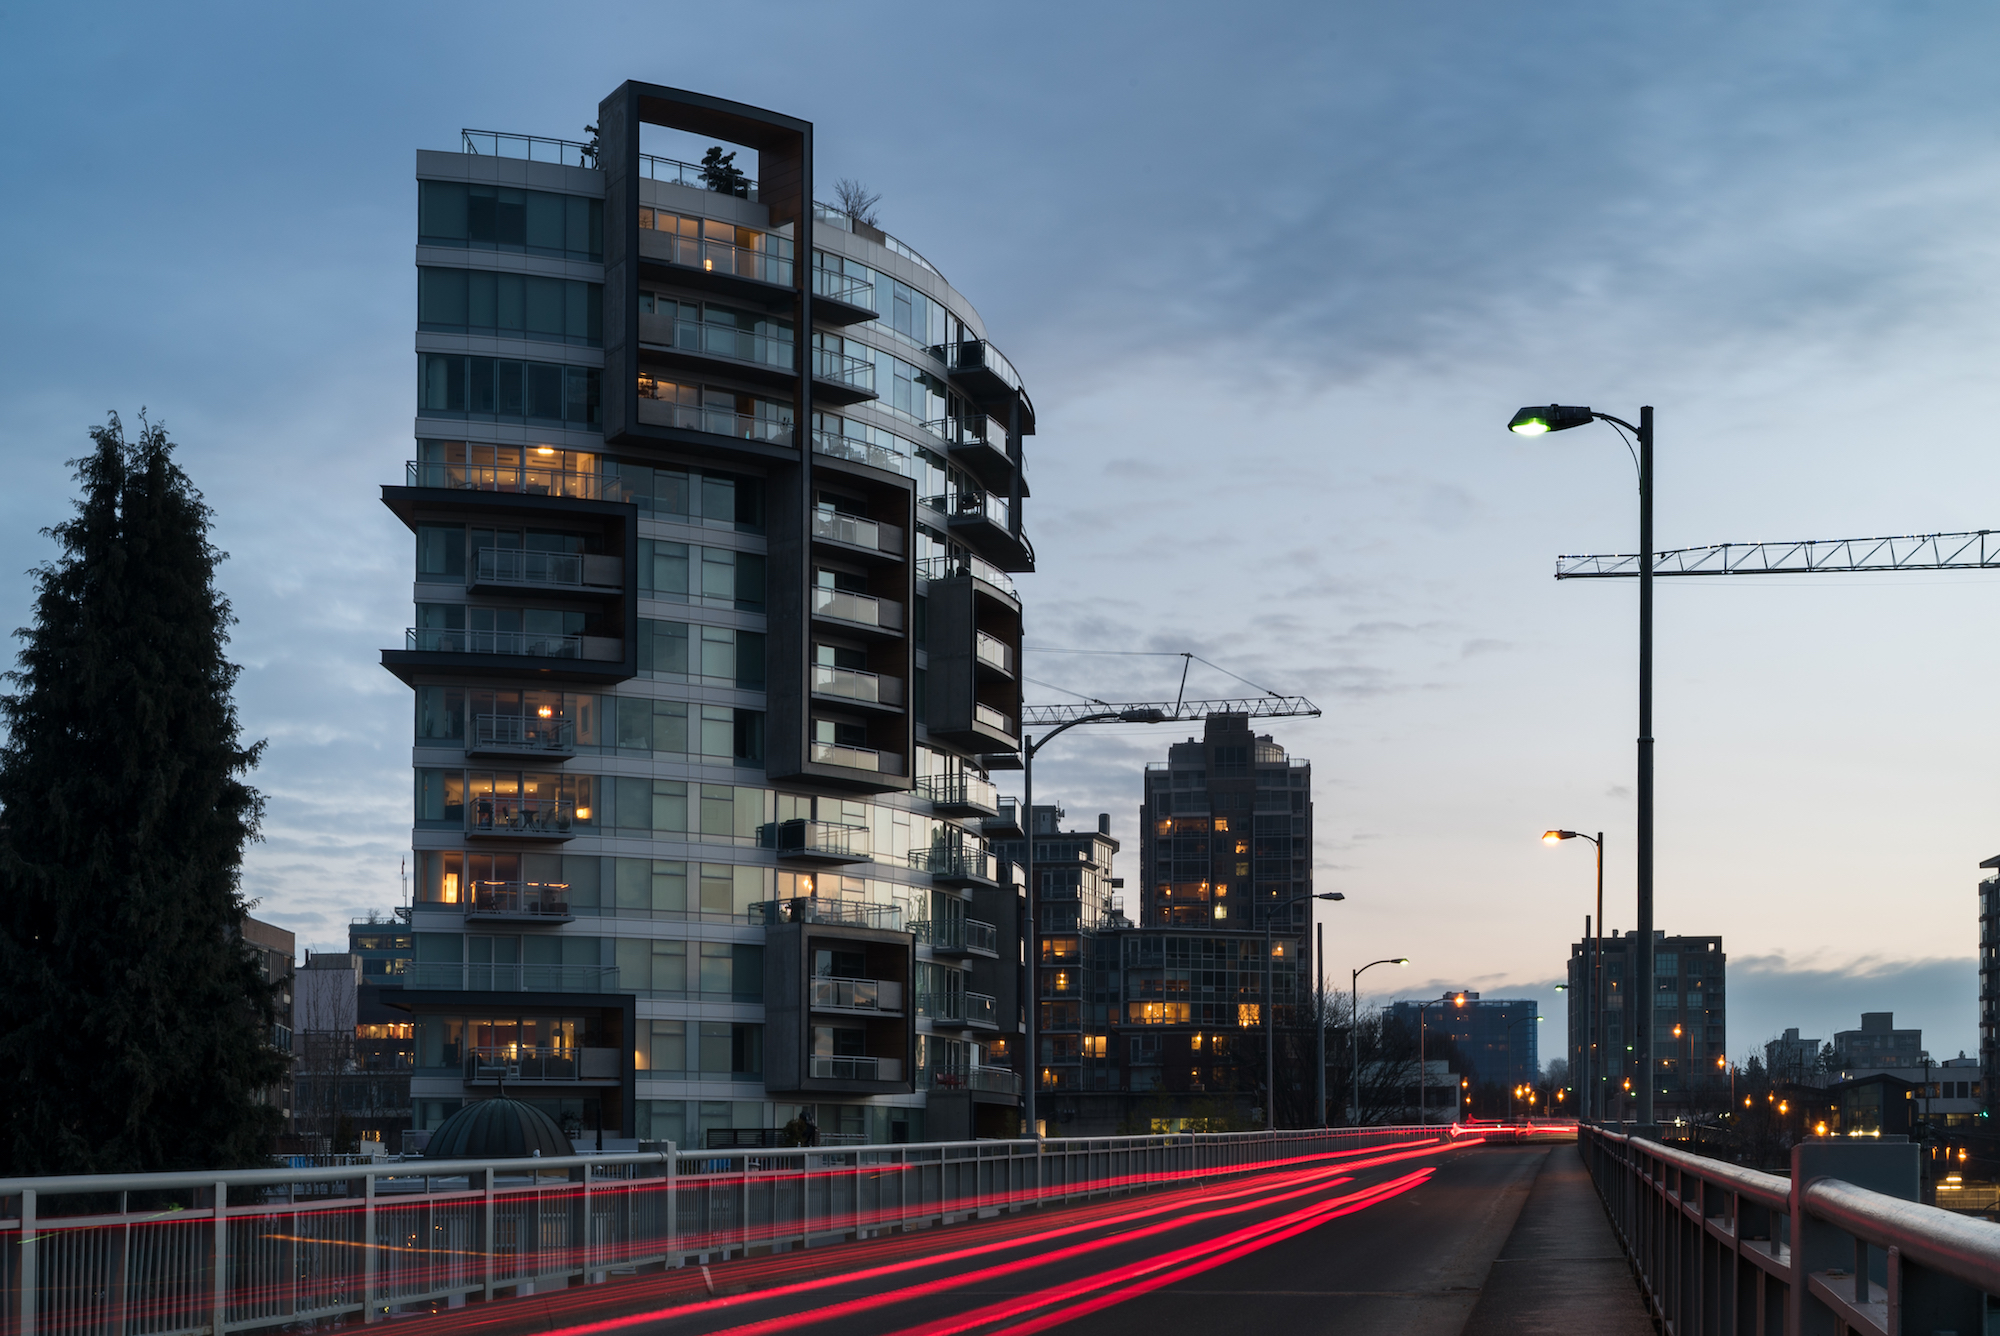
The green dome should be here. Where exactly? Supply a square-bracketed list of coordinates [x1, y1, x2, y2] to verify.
[424, 1098, 573, 1160]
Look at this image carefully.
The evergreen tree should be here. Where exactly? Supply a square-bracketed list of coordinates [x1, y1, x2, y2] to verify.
[699, 146, 750, 198]
[0, 413, 282, 1175]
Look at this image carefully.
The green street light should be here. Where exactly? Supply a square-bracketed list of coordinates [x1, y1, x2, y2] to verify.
[1508, 405, 1595, 436]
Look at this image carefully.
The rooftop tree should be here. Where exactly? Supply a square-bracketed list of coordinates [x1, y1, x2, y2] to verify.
[0, 413, 283, 1175]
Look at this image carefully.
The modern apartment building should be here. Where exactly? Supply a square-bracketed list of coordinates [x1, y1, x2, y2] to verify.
[384, 83, 1032, 1148]
[1568, 930, 1726, 1115]
[1387, 993, 1539, 1093]
[1832, 1012, 1927, 1074]
[1979, 854, 1999, 1115]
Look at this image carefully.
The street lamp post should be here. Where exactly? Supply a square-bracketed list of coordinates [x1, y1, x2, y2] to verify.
[1021, 707, 1167, 1138]
[1512, 404, 1655, 1126]
[1350, 957, 1410, 1124]
[1265, 890, 1344, 1131]
[1543, 830, 1603, 1122]
[1415, 993, 1467, 1126]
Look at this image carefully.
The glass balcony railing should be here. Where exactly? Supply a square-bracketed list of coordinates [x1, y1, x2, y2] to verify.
[933, 339, 1024, 395]
[748, 898, 903, 930]
[462, 879, 572, 919]
[640, 227, 793, 286]
[403, 962, 618, 992]
[464, 1045, 620, 1082]
[472, 713, 574, 754]
[812, 347, 875, 392]
[408, 628, 623, 662]
[406, 459, 619, 500]
[965, 919, 999, 955]
[811, 739, 900, 773]
[811, 508, 901, 555]
[465, 795, 576, 837]
[974, 703, 1017, 738]
[974, 631, 1014, 675]
[917, 772, 1000, 814]
[966, 991, 997, 1026]
[644, 318, 794, 371]
[916, 991, 963, 1022]
[809, 976, 904, 1012]
[812, 266, 876, 310]
[911, 846, 1000, 884]
[809, 1055, 903, 1081]
[812, 663, 904, 707]
[921, 1063, 1018, 1094]
[757, 818, 871, 860]
[812, 586, 904, 631]
[914, 551, 1017, 598]
[472, 548, 621, 590]
[633, 395, 794, 445]
[811, 430, 906, 474]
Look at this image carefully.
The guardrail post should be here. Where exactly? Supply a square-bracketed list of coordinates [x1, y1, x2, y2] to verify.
[17, 1189, 35, 1336]
[479, 1168, 496, 1302]
[362, 1169, 378, 1323]
[1787, 1140, 1917, 1336]
[212, 1180, 228, 1336]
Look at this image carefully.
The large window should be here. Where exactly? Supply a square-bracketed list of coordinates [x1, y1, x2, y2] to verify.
[418, 355, 601, 428]
[419, 268, 602, 347]
[638, 619, 765, 688]
[419, 181, 602, 261]
[638, 540, 766, 610]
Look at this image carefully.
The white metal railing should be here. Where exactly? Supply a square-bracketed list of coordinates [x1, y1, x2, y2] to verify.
[809, 977, 904, 1012]
[1581, 1123, 2000, 1336]
[0, 1125, 1454, 1336]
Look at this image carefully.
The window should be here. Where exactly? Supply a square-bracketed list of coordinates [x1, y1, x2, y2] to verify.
[418, 269, 603, 347]
[418, 354, 601, 427]
[419, 181, 602, 260]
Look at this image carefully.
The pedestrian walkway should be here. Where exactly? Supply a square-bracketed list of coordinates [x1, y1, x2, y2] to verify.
[1460, 1141, 1655, 1335]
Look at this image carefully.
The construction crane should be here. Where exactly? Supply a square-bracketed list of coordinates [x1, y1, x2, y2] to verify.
[1015, 684, 1321, 1136]
[1553, 528, 2000, 579]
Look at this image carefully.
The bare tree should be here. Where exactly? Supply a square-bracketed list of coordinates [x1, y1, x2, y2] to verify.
[832, 178, 881, 228]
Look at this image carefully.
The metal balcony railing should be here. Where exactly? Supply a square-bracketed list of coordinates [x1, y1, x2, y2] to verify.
[757, 818, 871, 860]
[921, 1064, 1017, 1094]
[402, 962, 618, 992]
[639, 223, 793, 285]
[974, 631, 1014, 675]
[811, 663, 904, 707]
[916, 991, 964, 1023]
[811, 508, 902, 555]
[473, 548, 621, 590]
[407, 628, 622, 661]
[811, 430, 906, 475]
[809, 977, 905, 1012]
[915, 550, 1017, 597]
[642, 318, 793, 371]
[465, 796, 576, 837]
[460, 129, 597, 167]
[812, 586, 903, 631]
[747, 898, 903, 930]
[917, 772, 1000, 814]
[965, 991, 997, 1026]
[473, 713, 575, 754]
[910, 846, 1000, 884]
[633, 393, 795, 445]
[462, 880, 572, 919]
[808, 1055, 904, 1081]
[812, 266, 875, 309]
[812, 347, 875, 391]
[406, 459, 619, 500]
[464, 1046, 619, 1083]
[964, 919, 999, 955]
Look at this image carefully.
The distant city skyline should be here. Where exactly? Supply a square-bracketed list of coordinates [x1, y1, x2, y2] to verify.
[1, 2, 1994, 1070]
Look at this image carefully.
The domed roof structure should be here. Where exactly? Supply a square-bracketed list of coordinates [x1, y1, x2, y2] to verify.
[424, 1098, 573, 1160]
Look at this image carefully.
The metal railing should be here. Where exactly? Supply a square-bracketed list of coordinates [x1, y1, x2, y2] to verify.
[638, 223, 792, 285]
[472, 549, 620, 590]
[746, 898, 903, 930]
[461, 129, 596, 167]
[915, 550, 1017, 597]
[0, 1125, 1454, 1336]
[1581, 1123, 2000, 1336]
[406, 460, 618, 500]
[465, 796, 575, 837]
[463, 1046, 618, 1084]
[643, 318, 794, 371]
[812, 266, 876, 309]
[811, 586, 903, 631]
[809, 977, 904, 1013]
[917, 772, 1000, 814]
[401, 963, 618, 992]
[811, 430, 906, 475]
[461, 880, 572, 920]
[471, 713, 574, 754]
[812, 347, 875, 392]
[810, 508, 901, 555]
[632, 394, 794, 445]
[811, 663, 903, 707]
[756, 819, 871, 860]
[965, 991, 998, 1026]
[910, 846, 1000, 884]
[406, 629, 623, 662]
[808, 1055, 904, 1081]
[974, 702, 1017, 738]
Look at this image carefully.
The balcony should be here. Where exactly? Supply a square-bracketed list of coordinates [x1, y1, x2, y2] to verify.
[810, 739, 905, 775]
[468, 712, 575, 761]
[401, 962, 618, 992]
[926, 416, 1014, 492]
[633, 395, 796, 448]
[638, 316, 795, 388]
[757, 818, 871, 864]
[748, 898, 904, 930]
[462, 880, 574, 922]
[406, 459, 623, 501]
[811, 664, 905, 711]
[910, 918, 999, 957]
[809, 976, 905, 1014]
[915, 551, 1017, 601]
[974, 703, 1017, 740]
[811, 266, 878, 325]
[912, 847, 1001, 888]
[811, 509, 904, 559]
[811, 429, 907, 477]
[933, 340, 1029, 424]
[917, 772, 999, 816]
[809, 1055, 904, 1081]
[922, 1064, 1020, 1096]
[464, 1045, 620, 1084]
[812, 347, 877, 405]
[468, 548, 622, 596]
[405, 627, 624, 662]
[465, 795, 578, 841]
[983, 796, 1024, 839]
[637, 226, 793, 291]
[974, 631, 1015, 678]
[811, 586, 904, 636]
[917, 990, 996, 1028]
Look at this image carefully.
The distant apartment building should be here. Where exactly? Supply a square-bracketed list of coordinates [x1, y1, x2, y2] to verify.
[1833, 1012, 1926, 1074]
[242, 915, 296, 1128]
[1568, 930, 1725, 1113]
[1388, 993, 1538, 1092]
[384, 82, 1033, 1149]
[1980, 854, 1999, 1114]
[1765, 1027, 1823, 1083]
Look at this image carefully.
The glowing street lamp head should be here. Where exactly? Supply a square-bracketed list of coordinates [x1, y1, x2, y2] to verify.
[1542, 829, 1578, 844]
[1508, 405, 1595, 436]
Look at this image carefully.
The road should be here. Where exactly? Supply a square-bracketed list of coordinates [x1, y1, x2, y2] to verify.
[405, 1136, 1568, 1336]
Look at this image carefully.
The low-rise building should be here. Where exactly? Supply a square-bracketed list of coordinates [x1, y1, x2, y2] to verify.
[1389, 993, 1538, 1092]
[1833, 1012, 1926, 1073]
[1765, 1027, 1823, 1084]
[241, 915, 295, 1127]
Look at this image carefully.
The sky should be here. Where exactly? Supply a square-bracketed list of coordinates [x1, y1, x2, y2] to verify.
[3, 1, 1998, 1068]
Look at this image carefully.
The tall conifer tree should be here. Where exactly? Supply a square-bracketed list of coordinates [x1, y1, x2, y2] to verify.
[0, 414, 282, 1175]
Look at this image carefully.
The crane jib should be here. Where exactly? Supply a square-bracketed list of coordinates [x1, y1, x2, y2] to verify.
[1554, 529, 2000, 578]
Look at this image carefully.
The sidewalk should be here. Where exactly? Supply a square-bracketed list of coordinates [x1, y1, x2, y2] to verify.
[1459, 1141, 1655, 1335]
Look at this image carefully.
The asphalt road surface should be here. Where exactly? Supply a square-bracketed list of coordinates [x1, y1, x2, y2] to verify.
[405, 1138, 1565, 1336]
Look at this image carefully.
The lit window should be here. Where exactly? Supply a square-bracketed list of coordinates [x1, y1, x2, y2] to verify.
[1238, 1004, 1261, 1027]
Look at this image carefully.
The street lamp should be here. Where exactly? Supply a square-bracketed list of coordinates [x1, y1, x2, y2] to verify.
[1265, 890, 1345, 1131]
[1414, 993, 1468, 1126]
[1512, 403, 1657, 1127]
[1544, 829, 1604, 1123]
[1020, 706, 1168, 1138]
[1350, 956, 1410, 1123]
